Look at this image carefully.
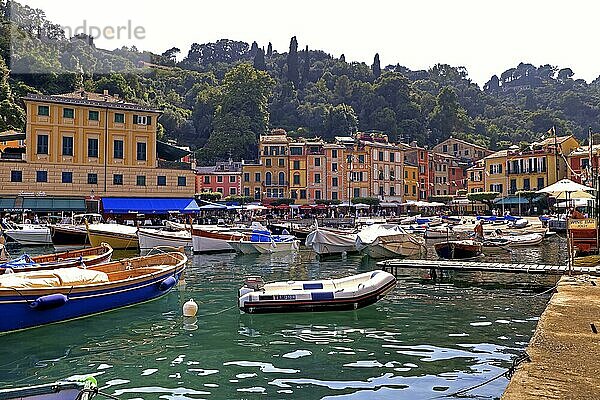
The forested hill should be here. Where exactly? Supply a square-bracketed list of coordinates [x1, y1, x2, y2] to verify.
[1, 1, 599, 165]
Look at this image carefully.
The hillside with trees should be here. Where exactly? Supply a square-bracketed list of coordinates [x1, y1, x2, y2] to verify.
[1, 0, 600, 164]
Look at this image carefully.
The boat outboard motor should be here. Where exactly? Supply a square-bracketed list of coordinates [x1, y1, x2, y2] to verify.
[239, 276, 265, 297]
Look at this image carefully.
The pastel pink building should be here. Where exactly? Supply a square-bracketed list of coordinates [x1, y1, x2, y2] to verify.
[195, 160, 242, 197]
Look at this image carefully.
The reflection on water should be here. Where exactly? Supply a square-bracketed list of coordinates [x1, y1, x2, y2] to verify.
[0, 240, 560, 399]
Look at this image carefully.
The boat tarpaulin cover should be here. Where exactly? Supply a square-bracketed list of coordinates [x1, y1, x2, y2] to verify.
[102, 198, 199, 214]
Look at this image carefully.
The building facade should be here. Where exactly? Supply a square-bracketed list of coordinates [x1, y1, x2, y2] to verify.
[0, 90, 195, 201]
[196, 160, 242, 197]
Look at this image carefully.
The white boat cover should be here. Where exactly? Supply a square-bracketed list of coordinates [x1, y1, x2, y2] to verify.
[0, 267, 109, 289]
[305, 227, 357, 249]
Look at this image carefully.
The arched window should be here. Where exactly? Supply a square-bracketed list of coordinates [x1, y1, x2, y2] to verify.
[279, 172, 285, 185]
[293, 173, 300, 185]
[265, 172, 272, 186]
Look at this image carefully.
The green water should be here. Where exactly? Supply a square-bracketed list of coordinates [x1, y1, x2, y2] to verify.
[0, 239, 565, 399]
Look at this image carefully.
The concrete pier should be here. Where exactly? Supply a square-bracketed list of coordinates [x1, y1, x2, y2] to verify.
[502, 275, 600, 399]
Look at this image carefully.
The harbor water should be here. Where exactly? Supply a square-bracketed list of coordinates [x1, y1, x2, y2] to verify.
[0, 237, 566, 399]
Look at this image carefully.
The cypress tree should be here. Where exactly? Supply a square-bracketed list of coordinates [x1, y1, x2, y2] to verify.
[340, 54, 345, 62]
[253, 47, 266, 71]
[372, 53, 381, 78]
[249, 41, 259, 57]
[266, 42, 273, 57]
[287, 36, 299, 87]
[302, 45, 310, 85]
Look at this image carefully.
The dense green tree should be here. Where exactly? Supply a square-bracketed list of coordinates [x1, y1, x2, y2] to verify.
[253, 47, 266, 71]
[287, 36, 299, 87]
[0, 54, 25, 131]
[429, 86, 461, 142]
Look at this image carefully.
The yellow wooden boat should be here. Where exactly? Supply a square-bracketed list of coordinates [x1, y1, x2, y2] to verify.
[85, 222, 139, 250]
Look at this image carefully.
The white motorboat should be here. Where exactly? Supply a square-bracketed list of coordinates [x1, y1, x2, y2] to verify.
[3, 223, 52, 246]
[424, 225, 454, 239]
[356, 224, 425, 259]
[508, 218, 529, 229]
[238, 270, 396, 313]
[138, 228, 192, 250]
[86, 223, 139, 250]
[191, 228, 245, 253]
[305, 226, 358, 256]
[502, 232, 544, 247]
[228, 227, 299, 254]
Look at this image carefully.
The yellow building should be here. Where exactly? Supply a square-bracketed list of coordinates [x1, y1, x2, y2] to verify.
[0, 90, 195, 203]
[403, 162, 418, 201]
[258, 131, 289, 200]
[288, 141, 308, 203]
[241, 162, 263, 201]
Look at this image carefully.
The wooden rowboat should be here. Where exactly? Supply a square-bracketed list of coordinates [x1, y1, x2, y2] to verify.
[434, 240, 482, 260]
[0, 243, 113, 275]
[238, 270, 396, 313]
[0, 251, 187, 333]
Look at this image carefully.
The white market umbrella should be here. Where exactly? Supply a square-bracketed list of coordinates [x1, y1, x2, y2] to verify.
[555, 190, 594, 200]
[537, 179, 595, 195]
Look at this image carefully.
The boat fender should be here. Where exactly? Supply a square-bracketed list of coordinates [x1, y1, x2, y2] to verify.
[159, 276, 177, 291]
[30, 293, 68, 310]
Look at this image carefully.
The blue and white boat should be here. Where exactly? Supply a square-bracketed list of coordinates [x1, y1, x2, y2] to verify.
[228, 227, 298, 254]
[0, 252, 187, 334]
[0, 377, 98, 400]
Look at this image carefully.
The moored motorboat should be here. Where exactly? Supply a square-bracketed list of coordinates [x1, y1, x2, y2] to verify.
[434, 240, 482, 259]
[238, 270, 396, 313]
[85, 223, 139, 250]
[424, 225, 453, 239]
[228, 226, 298, 254]
[481, 237, 511, 250]
[356, 224, 424, 259]
[0, 251, 187, 333]
[502, 232, 544, 247]
[0, 243, 113, 274]
[49, 214, 103, 246]
[138, 228, 192, 250]
[0, 377, 98, 400]
[3, 223, 52, 246]
[305, 226, 358, 256]
[191, 227, 246, 253]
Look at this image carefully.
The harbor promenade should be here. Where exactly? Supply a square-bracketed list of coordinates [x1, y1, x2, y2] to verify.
[502, 275, 600, 399]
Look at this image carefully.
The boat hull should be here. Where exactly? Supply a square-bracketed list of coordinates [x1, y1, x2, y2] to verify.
[252, 240, 299, 254]
[191, 230, 244, 254]
[138, 229, 191, 250]
[88, 230, 138, 250]
[363, 240, 422, 259]
[4, 229, 52, 246]
[0, 260, 186, 333]
[434, 241, 482, 260]
[50, 225, 88, 246]
[305, 229, 357, 255]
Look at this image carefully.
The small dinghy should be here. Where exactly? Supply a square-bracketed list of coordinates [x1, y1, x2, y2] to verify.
[434, 240, 482, 260]
[238, 270, 396, 314]
[481, 237, 511, 249]
[508, 218, 529, 229]
[503, 232, 544, 247]
[228, 226, 298, 254]
[0, 377, 97, 400]
[0, 243, 113, 275]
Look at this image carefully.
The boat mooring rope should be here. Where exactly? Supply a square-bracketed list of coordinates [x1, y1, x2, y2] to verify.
[431, 351, 530, 399]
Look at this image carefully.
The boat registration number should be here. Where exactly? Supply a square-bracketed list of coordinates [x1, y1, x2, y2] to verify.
[274, 295, 296, 300]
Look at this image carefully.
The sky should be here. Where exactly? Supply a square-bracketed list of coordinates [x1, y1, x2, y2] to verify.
[19, 0, 600, 86]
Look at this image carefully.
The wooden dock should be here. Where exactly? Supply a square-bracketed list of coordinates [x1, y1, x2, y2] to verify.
[378, 259, 599, 276]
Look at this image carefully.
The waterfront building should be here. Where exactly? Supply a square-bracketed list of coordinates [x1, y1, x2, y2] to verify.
[567, 143, 600, 187]
[195, 159, 242, 197]
[362, 132, 405, 202]
[324, 143, 346, 202]
[466, 160, 485, 193]
[403, 162, 418, 201]
[336, 136, 371, 199]
[305, 139, 327, 203]
[404, 142, 431, 200]
[241, 162, 263, 201]
[433, 137, 493, 165]
[288, 140, 307, 203]
[258, 130, 289, 200]
[0, 90, 195, 212]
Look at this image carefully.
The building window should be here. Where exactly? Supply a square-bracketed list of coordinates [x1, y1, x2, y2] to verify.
[332, 177, 338, 187]
[293, 173, 300, 185]
[378, 151, 384, 161]
[229, 188, 236, 195]
[332, 192, 338, 200]
[88, 173, 98, 184]
[293, 160, 300, 170]
[38, 105, 49, 116]
[10, 170, 22, 182]
[353, 188, 360, 198]
[453, 143, 458, 152]
[255, 173, 261, 182]
[136, 142, 147, 161]
[244, 187, 250, 196]
[217, 176, 223, 183]
[537, 177, 544, 190]
[390, 187, 395, 196]
[523, 178, 530, 190]
[332, 149, 338, 158]
[113, 140, 124, 159]
[134, 115, 151, 125]
[37, 134, 49, 155]
[442, 145, 448, 152]
[315, 190, 322, 200]
[157, 176, 167, 186]
[88, 138, 99, 158]
[254, 187, 261, 200]
[243, 173, 250, 182]
[390, 153, 395, 162]
[278, 158, 285, 167]
[405, 184, 409, 194]
[291, 190, 298, 199]
[290, 147, 303, 156]
[300, 190, 307, 199]
[358, 155, 365, 163]
[113, 174, 123, 185]
[114, 113, 125, 123]
[136, 175, 146, 186]
[315, 158, 321, 167]
[203, 176, 210, 184]
[265, 158, 272, 167]
[332, 162, 338, 172]
[62, 136, 73, 156]
[62, 171, 73, 184]
[63, 108, 74, 119]
[265, 172, 272, 186]
[229, 176, 236, 183]
[36, 170, 47, 183]
[278, 172, 285, 185]
[178, 176, 187, 186]
[89, 110, 99, 121]
[314, 173, 321, 184]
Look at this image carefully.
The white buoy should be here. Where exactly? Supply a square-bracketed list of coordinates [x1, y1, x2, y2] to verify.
[183, 299, 198, 317]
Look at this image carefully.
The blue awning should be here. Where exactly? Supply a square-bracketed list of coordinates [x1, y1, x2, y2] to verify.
[102, 198, 199, 214]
